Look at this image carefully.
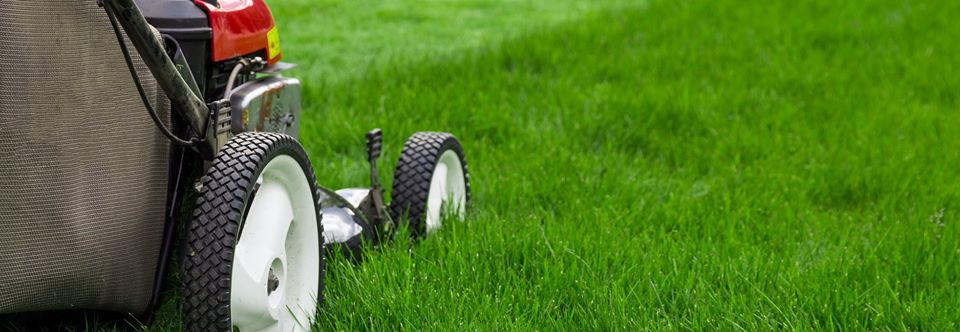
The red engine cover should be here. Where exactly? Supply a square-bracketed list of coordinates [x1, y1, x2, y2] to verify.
[193, 0, 282, 64]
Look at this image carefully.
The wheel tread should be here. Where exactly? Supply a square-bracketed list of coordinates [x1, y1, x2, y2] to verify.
[182, 132, 324, 332]
[389, 132, 471, 237]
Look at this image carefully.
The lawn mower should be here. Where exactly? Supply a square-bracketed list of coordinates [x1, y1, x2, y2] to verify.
[0, 0, 470, 331]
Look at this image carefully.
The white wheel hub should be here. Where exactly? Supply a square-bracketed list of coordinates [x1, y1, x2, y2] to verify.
[425, 150, 467, 232]
[231, 155, 320, 332]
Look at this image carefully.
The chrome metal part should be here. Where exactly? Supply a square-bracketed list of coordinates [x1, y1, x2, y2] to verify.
[229, 76, 302, 138]
[261, 62, 297, 74]
[336, 188, 372, 210]
[317, 187, 369, 246]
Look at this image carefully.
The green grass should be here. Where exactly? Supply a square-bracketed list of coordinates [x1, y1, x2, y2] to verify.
[270, 0, 636, 83]
[290, 0, 960, 329]
[79, 0, 960, 330]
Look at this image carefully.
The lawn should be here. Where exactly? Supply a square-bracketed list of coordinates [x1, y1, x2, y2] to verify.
[146, 0, 960, 329]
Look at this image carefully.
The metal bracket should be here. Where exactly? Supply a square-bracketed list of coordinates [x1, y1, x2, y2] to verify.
[364, 129, 393, 235]
[190, 99, 231, 159]
[212, 100, 233, 147]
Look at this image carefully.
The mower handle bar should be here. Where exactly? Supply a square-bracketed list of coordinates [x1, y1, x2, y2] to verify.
[102, 0, 216, 154]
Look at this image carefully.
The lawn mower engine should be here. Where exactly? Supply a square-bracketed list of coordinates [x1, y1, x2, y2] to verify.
[138, 0, 300, 136]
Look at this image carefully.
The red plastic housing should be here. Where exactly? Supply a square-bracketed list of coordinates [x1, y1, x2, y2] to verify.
[193, 0, 281, 64]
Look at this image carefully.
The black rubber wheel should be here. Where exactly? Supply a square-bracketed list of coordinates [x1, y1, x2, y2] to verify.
[390, 132, 471, 238]
[182, 133, 325, 332]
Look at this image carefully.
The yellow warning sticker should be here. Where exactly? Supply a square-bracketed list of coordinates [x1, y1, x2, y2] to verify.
[267, 27, 281, 59]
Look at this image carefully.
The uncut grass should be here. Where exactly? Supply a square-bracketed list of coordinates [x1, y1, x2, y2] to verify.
[297, 0, 960, 330]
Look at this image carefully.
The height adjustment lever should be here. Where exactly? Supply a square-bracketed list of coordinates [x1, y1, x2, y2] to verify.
[363, 128, 392, 234]
[366, 128, 383, 189]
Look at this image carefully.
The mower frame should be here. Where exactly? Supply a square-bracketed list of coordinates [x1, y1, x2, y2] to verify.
[1, 2, 468, 328]
[100, 0, 397, 317]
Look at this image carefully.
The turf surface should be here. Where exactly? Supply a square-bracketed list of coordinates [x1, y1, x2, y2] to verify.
[34, 0, 960, 330]
[287, 0, 960, 330]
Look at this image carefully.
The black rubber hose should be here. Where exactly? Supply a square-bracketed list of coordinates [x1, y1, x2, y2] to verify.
[103, 2, 199, 147]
